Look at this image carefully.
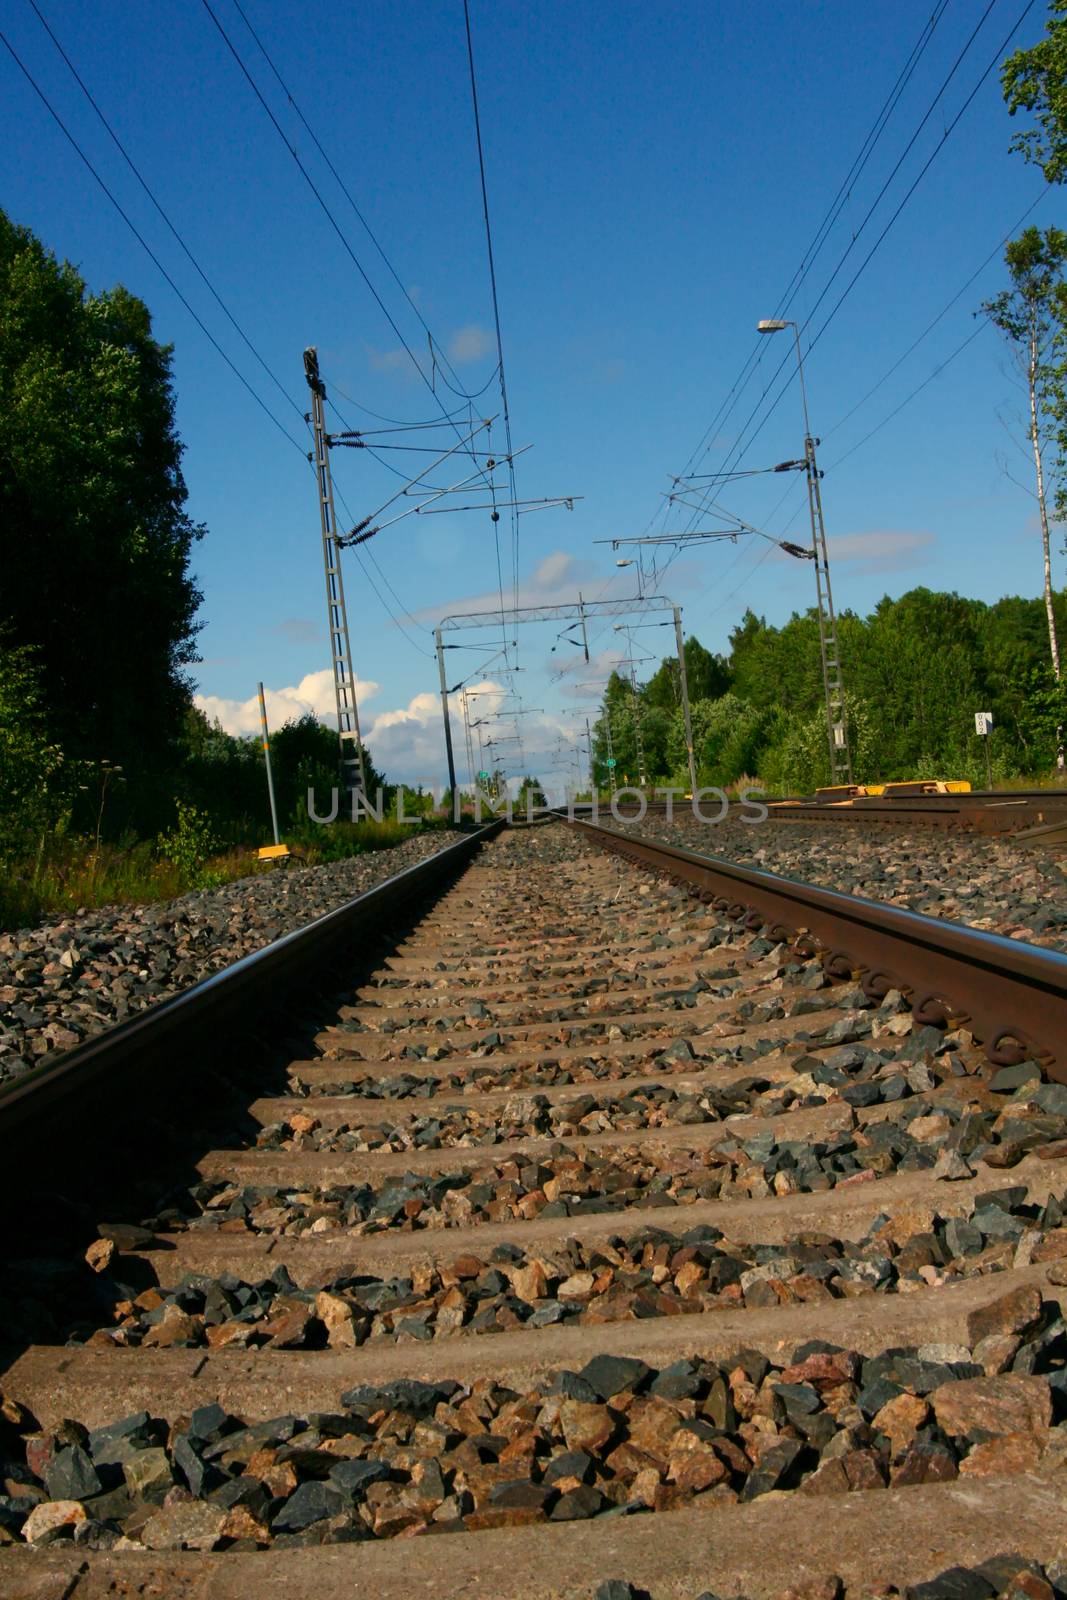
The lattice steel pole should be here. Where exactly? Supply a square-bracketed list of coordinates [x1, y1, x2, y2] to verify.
[435, 628, 458, 800]
[303, 348, 368, 800]
[757, 320, 853, 785]
[673, 607, 698, 796]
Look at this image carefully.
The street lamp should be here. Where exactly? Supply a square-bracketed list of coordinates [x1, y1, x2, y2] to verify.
[757, 318, 852, 784]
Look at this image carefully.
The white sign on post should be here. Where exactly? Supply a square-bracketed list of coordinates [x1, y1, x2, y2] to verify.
[974, 712, 993, 736]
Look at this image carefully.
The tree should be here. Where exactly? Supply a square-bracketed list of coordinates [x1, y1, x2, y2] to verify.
[0, 635, 64, 864]
[0, 210, 203, 828]
[644, 636, 731, 711]
[982, 228, 1067, 758]
[515, 775, 548, 808]
[1003, 3, 1067, 182]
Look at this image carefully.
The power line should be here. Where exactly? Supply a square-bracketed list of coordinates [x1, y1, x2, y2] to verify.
[0, 25, 306, 454]
[825, 187, 1048, 441]
[806, 0, 1038, 362]
[197, 0, 496, 500]
[327, 464, 434, 657]
[227, 0, 490, 406]
[829, 318, 991, 470]
[25, 0, 305, 427]
[666, 0, 1037, 556]
[665, 0, 954, 506]
[463, 0, 520, 641]
[327, 381, 474, 430]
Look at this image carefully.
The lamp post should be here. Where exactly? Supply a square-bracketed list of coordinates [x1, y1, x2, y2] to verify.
[757, 319, 853, 785]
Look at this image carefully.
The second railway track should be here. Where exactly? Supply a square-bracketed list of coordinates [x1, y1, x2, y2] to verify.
[3, 818, 1067, 1597]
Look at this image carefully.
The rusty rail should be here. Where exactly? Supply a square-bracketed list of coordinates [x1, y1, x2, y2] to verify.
[566, 816, 1067, 1077]
[0, 821, 505, 1157]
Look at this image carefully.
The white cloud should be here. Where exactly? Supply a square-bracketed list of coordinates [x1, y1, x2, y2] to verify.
[361, 677, 574, 789]
[826, 529, 935, 573]
[367, 345, 416, 375]
[195, 670, 380, 737]
[556, 646, 626, 694]
[414, 550, 595, 625]
[273, 618, 320, 644]
[446, 323, 494, 365]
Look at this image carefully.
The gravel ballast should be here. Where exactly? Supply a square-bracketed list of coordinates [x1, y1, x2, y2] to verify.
[618, 813, 1067, 951]
[0, 832, 462, 1087]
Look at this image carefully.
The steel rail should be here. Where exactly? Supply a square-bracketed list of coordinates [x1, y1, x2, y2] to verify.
[0, 821, 504, 1149]
[565, 816, 1067, 1076]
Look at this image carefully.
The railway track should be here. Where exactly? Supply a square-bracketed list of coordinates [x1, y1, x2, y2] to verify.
[585, 790, 1067, 836]
[3, 818, 1067, 1597]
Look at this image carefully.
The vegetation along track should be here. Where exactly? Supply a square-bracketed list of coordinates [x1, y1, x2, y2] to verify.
[3, 819, 1067, 1598]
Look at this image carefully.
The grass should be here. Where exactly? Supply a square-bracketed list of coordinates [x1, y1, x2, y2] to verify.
[0, 817, 451, 933]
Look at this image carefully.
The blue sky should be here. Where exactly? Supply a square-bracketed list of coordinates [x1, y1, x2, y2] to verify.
[3, 0, 1061, 790]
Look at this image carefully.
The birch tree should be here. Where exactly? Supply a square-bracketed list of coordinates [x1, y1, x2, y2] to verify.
[982, 228, 1067, 766]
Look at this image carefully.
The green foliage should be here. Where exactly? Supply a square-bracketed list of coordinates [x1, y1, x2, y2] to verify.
[0, 636, 64, 861]
[0, 209, 203, 833]
[644, 638, 732, 711]
[1003, 1, 1067, 183]
[156, 801, 219, 890]
[590, 598, 1067, 795]
[666, 693, 769, 786]
[515, 775, 548, 808]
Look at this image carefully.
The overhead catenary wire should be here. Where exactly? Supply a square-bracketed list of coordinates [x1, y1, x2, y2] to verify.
[25, 0, 306, 429]
[0, 26, 306, 455]
[463, 0, 520, 640]
[577, 0, 964, 664]
[197, 0, 499, 506]
[666, 0, 1034, 556]
[660, 0, 955, 510]
[652, 0, 1040, 613]
[228, 0, 492, 408]
[10, 8, 444, 675]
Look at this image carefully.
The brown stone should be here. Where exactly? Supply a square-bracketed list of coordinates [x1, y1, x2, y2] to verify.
[799, 1458, 850, 1496]
[463, 1505, 545, 1531]
[557, 1271, 596, 1302]
[626, 1397, 687, 1463]
[889, 1442, 958, 1486]
[842, 1448, 887, 1491]
[288, 1112, 320, 1135]
[972, 1333, 1021, 1375]
[22, 1500, 86, 1544]
[510, 1261, 548, 1302]
[448, 1254, 484, 1281]
[24, 1435, 54, 1479]
[780, 1350, 860, 1388]
[958, 1430, 1049, 1478]
[365, 1484, 426, 1538]
[931, 1374, 1052, 1441]
[773, 1579, 842, 1600]
[674, 1260, 705, 1297]
[140, 1501, 226, 1551]
[259, 1298, 313, 1348]
[85, 1237, 115, 1273]
[142, 1305, 201, 1348]
[315, 1291, 359, 1348]
[220, 1505, 270, 1544]
[871, 1393, 929, 1457]
[604, 1441, 659, 1480]
[205, 1320, 257, 1350]
[966, 1284, 1042, 1347]
[667, 1449, 728, 1493]
[559, 1399, 615, 1453]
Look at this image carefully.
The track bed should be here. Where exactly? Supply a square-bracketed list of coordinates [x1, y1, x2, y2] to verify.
[3, 821, 1067, 1598]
